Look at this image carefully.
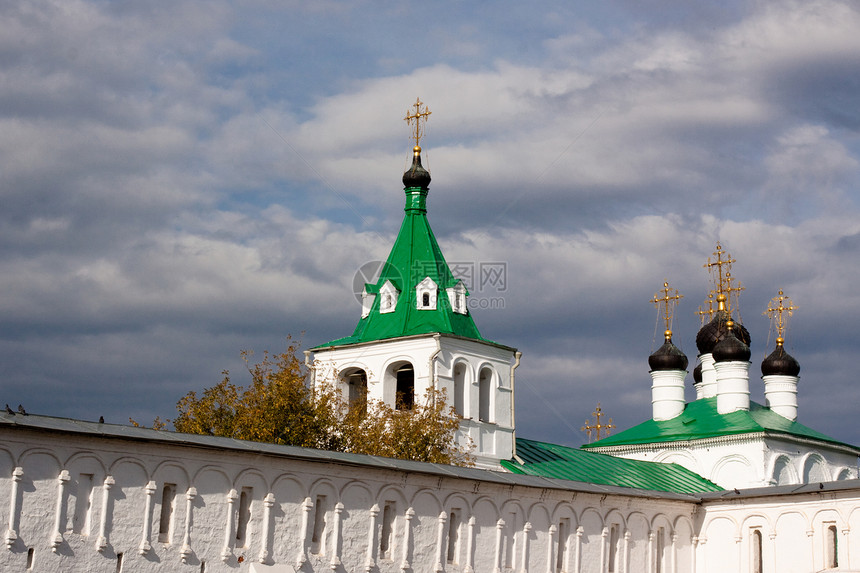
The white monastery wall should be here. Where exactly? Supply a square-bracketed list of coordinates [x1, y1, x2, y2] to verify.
[1, 425, 703, 573]
[4, 423, 860, 572]
[698, 486, 860, 572]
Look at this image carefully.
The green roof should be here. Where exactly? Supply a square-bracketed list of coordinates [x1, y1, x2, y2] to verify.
[502, 438, 721, 494]
[315, 165, 488, 349]
[583, 398, 860, 453]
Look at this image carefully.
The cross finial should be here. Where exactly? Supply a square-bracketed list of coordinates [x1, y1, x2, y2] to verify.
[703, 242, 736, 297]
[764, 289, 798, 343]
[581, 403, 615, 443]
[724, 271, 745, 315]
[404, 97, 432, 148]
[650, 281, 682, 339]
[696, 292, 716, 325]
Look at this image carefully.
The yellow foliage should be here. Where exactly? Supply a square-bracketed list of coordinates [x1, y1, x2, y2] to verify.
[170, 337, 474, 466]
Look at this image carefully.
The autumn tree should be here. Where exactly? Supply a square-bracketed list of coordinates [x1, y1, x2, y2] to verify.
[170, 338, 473, 466]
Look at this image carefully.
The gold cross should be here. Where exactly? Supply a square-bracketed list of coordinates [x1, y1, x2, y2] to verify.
[764, 289, 798, 341]
[650, 281, 683, 335]
[404, 97, 432, 147]
[697, 292, 716, 325]
[703, 242, 735, 296]
[581, 403, 615, 443]
[724, 271, 745, 315]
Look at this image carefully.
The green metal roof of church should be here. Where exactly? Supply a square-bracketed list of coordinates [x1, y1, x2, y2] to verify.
[314, 150, 490, 349]
[582, 398, 860, 453]
[502, 438, 722, 494]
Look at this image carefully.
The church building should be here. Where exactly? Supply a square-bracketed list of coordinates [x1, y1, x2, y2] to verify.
[2, 104, 859, 572]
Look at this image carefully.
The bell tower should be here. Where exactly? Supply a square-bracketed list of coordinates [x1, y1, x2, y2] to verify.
[307, 100, 520, 469]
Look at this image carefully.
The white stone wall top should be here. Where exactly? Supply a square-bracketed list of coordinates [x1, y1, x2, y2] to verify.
[0, 413, 699, 501]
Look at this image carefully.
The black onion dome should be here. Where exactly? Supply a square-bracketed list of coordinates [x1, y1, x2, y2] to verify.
[712, 324, 751, 363]
[649, 333, 689, 371]
[761, 342, 800, 377]
[696, 311, 751, 354]
[693, 362, 702, 384]
[402, 147, 431, 189]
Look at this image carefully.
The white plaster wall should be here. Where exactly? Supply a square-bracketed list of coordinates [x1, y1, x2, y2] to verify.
[593, 435, 859, 489]
[0, 426, 697, 573]
[698, 489, 860, 573]
[5, 424, 860, 573]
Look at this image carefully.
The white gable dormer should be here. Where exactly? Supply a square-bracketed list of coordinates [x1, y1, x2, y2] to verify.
[415, 277, 438, 310]
[447, 281, 468, 315]
[379, 281, 398, 314]
[361, 287, 376, 319]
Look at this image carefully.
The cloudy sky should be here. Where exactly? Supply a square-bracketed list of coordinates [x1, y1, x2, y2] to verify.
[3, 0, 860, 450]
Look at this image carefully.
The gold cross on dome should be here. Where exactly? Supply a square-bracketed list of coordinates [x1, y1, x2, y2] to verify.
[651, 281, 683, 334]
[704, 242, 736, 296]
[404, 97, 432, 147]
[697, 292, 716, 325]
[764, 289, 798, 340]
[725, 271, 745, 315]
[581, 403, 615, 443]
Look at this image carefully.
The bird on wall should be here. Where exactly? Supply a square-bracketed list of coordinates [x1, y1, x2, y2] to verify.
[5, 404, 13, 415]
[17, 404, 27, 415]
[99, 416, 104, 424]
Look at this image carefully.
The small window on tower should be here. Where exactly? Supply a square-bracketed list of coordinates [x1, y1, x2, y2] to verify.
[447, 282, 468, 315]
[416, 277, 437, 310]
[379, 281, 398, 314]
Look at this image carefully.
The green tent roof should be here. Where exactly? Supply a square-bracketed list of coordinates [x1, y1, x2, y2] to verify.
[502, 438, 721, 494]
[583, 398, 860, 453]
[315, 154, 488, 349]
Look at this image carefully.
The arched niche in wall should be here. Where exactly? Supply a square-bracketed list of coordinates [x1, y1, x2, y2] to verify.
[151, 461, 191, 547]
[17, 450, 63, 552]
[802, 454, 829, 484]
[477, 366, 494, 423]
[627, 512, 651, 571]
[770, 455, 798, 486]
[711, 455, 756, 488]
[773, 512, 810, 571]
[452, 361, 469, 418]
[578, 508, 604, 572]
[270, 475, 307, 565]
[109, 458, 150, 552]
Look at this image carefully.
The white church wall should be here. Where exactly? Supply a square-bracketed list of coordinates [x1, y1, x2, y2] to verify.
[595, 434, 859, 490]
[1, 424, 704, 573]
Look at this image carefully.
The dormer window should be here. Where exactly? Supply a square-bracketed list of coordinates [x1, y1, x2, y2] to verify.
[416, 277, 437, 310]
[361, 287, 376, 319]
[447, 281, 468, 315]
[379, 281, 398, 314]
